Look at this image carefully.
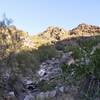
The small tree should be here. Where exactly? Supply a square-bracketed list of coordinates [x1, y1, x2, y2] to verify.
[0, 14, 13, 27]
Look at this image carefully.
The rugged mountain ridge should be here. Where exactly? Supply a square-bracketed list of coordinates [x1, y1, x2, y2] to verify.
[34, 23, 100, 44]
[70, 23, 100, 36]
[0, 23, 100, 100]
[39, 26, 68, 41]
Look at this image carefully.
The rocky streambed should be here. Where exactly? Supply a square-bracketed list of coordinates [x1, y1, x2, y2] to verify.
[3, 51, 78, 100]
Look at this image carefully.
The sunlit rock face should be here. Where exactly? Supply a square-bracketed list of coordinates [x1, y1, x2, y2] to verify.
[38, 26, 69, 42]
[70, 23, 100, 36]
[0, 22, 100, 100]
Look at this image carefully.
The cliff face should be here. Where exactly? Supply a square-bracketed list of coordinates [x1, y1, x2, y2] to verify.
[0, 23, 100, 100]
[38, 26, 69, 41]
[70, 23, 100, 36]
[0, 25, 34, 59]
[33, 23, 100, 45]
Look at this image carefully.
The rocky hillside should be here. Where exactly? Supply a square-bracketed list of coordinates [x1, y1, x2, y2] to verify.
[0, 21, 100, 100]
[70, 23, 100, 36]
[33, 23, 100, 47]
[0, 25, 34, 60]
[32, 26, 69, 48]
[39, 26, 68, 41]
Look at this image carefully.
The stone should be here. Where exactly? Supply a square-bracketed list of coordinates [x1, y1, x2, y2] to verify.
[65, 86, 70, 92]
[8, 91, 15, 96]
[49, 90, 57, 97]
[91, 43, 100, 55]
[68, 51, 73, 55]
[52, 57, 55, 61]
[38, 69, 46, 77]
[45, 91, 49, 98]
[24, 94, 35, 100]
[5, 91, 16, 100]
[46, 60, 52, 64]
[36, 92, 45, 100]
[59, 86, 64, 93]
[67, 58, 75, 65]
[85, 58, 90, 65]
[26, 80, 33, 85]
[90, 47, 96, 55]
[61, 53, 72, 63]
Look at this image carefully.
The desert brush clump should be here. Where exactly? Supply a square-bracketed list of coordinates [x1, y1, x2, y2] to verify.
[61, 36, 100, 99]
[32, 44, 57, 62]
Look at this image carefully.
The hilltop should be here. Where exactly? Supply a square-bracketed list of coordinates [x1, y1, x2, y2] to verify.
[0, 22, 100, 100]
[70, 23, 100, 36]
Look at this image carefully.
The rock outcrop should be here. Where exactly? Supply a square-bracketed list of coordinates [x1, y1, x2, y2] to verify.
[39, 26, 69, 42]
[70, 23, 100, 36]
[0, 25, 34, 60]
[0, 22, 100, 100]
[2, 51, 77, 100]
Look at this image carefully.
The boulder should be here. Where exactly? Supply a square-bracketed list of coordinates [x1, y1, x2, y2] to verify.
[49, 90, 57, 97]
[36, 92, 45, 100]
[24, 94, 35, 100]
[59, 86, 65, 93]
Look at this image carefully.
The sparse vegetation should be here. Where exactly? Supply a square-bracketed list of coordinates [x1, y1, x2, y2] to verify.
[61, 36, 100, 99]
[0, 18, 100, 99]
[32, 44, 57, 62]
[38, 80, 56, 92]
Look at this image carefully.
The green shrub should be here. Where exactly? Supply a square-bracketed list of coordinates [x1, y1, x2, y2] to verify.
[78, 38, 99, 52]
[61, 46, 100, 99]
[33, 45, 57, 62]
[64, 45, 82, 59]
[38, 80, 56, 92]
[55, 42, 65, 51]
[91, 48, 100, 79]
[15, 51, 39, 73]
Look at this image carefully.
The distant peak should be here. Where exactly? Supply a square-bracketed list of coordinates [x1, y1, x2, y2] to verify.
[46, 26, 66, 32]
[77, 23, 99, 28]
[39, 26, 68, 41]
[70, 23, 100, 35]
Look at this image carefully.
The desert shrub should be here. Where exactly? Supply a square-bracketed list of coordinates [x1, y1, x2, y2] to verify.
[91, 48, 100, 79]
[55, 42, 66, 51]
[61, 63, 88, 85]
[61, 47, 100, 99]
[7, 44, 57, 75]
[64, 45, 82, 59]
[38, 80, 56, 92]
[6, 50, 39, 76]
[15, 51, 39, 73]
[33, 44, 57, 62]
[78, 37, 99, 52]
